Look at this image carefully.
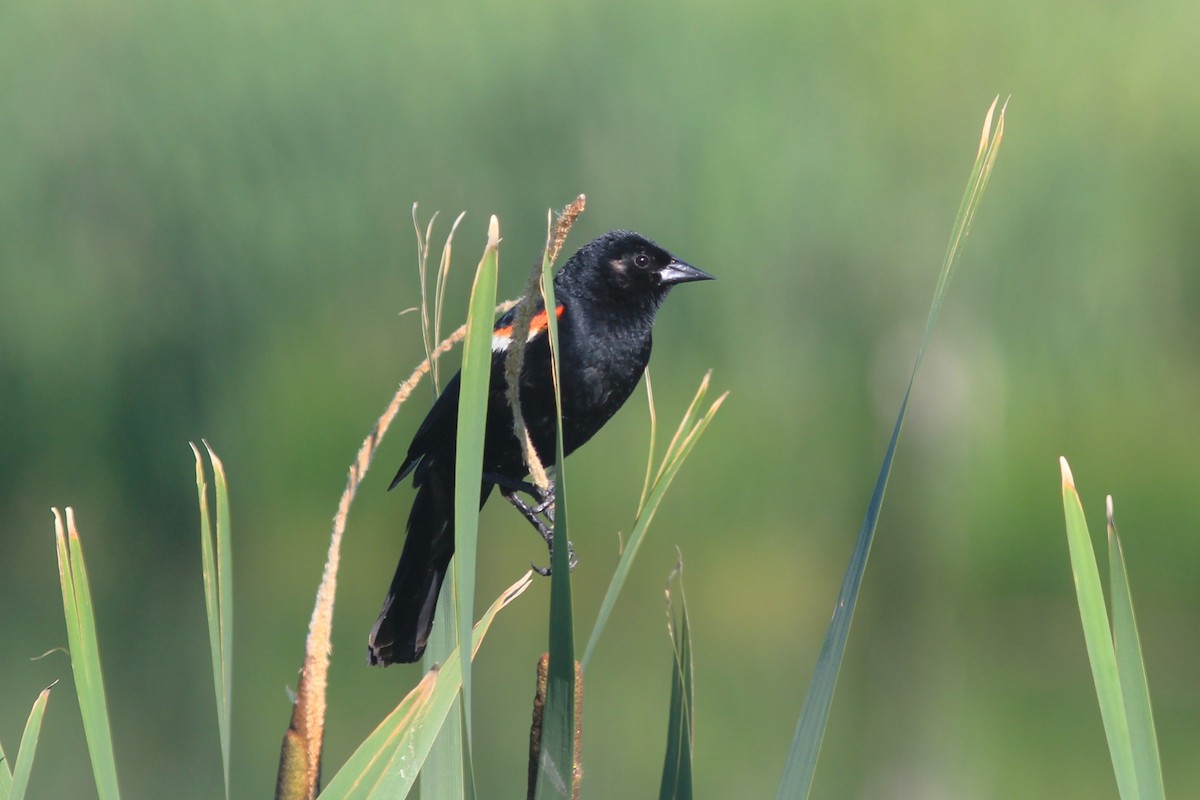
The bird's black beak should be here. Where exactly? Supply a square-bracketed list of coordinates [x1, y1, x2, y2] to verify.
[658, 259, 715, 286]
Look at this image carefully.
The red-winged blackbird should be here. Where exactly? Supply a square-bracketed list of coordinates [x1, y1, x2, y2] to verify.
[368, 230, 713, 666]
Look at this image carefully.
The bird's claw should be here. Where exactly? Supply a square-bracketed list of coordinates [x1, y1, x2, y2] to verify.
[502, 479, 576, 575]
[531, 538, 577, 577]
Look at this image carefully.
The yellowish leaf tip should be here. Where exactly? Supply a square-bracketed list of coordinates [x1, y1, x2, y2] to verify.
[979, 96, 999, 158]
[1106, 495, 1115, 527]
[488, 214, 500, 247]
[1059, 456, 1075, 489]
[502, 570, 536, 605]
[202, 439, 227, 481]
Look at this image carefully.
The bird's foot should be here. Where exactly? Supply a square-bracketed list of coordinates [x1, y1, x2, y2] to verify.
[487, 474, 554, 512]
[501, 481, 556, 530]
[497, 478, 575, 575]
[530, 537, 578, 577]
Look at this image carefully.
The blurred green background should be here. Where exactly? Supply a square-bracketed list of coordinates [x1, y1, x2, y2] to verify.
[3, 0, 1199, 797]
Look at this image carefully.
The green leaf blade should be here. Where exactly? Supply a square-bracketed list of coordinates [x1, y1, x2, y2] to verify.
[6, 686, 53, 800]
[53, 508, 122, 800]
[582, 376, 725, 670]
[775, 99, 1006, 800]
[775, 386, 909, 800]
[192, 441, 234, 800]
[659, 569, 693, 800]
[1059, 460, 1138, 799]
[534, 234, 577, 800]
[421, 561, 465, 800]
[450, 215, 501, 799]
[0, 735, 9, 798]
[318, 573, 532, 800]
[190, 444, 223, 771]
[1107, 498, 1166, 800]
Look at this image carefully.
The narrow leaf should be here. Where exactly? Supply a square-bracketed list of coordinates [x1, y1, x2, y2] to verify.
[0, 735, 9, 798]
[1059, 460, 1138, 798]
[582, 377, 726, 670]
[637, 370, 659, 517]
[434, 212, 466, 393]
[53, 508, 122, 800]
[6, 686, 53, 800]
[775, 98, 1007, 800]
[534, 213, 577, 800]
[191, 444, 222, 765]
[1107, 497, 1166, 800]
[451, 215, 501, 799]
[318, 572, 533, 800]
[421, 562, 465, 800]
[659, 566, 693, 800]
[413, 204, 438, 385]
[192, 441, 233, 800]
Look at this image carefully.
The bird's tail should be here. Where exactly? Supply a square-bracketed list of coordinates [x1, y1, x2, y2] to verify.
[367, 473, 454, 666]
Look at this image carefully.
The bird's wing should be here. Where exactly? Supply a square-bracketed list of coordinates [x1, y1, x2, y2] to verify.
[389, 297, 564, 489]
[390, 370, 462, 489]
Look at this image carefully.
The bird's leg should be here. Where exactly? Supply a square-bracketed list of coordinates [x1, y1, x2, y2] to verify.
[483, 473, 541, 498]
[526, 479, 555, 520]
[504, 490, 553, 541]
[487, 473, 556, 525]
[491, 476, 575, 576]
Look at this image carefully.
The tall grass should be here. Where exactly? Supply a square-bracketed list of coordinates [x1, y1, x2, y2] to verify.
[775, 97, 1006, 799]
[192, 441, 233, 800]
[52, 508, 121, 800]
[30, 123, 1177, 798]
[1059, 459, 1165, 800]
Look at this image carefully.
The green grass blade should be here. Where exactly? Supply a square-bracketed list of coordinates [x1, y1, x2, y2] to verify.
[0, 739, 8, 797]
[433, 212, 466, 393]
[774, 388, 908, 800]
[775, 98, 1006, 800]
[417, 209, 466, 800]
[318, 572, 532, 800]
[582, 375, 726, 670]
[636, 371, 658, 516]
[412, 206, 467, 394]
[1106, 496, 1166, 800]
[5, 686, 53, 800]
[328, 671, 438, 800]
[1059, 460, 1138, 799]
[191, 441, 233, 800]
[53, 508, 121, 800]
[0, 712, 10, 796]
[450, 215, 501, 798]
[413, 205, 438, 387]
[190, 445, 223, 782]
[534, 223, 577, 800]
[210, 442, 233, 797]
[421, 561, 465, 800]
[658, 566, 693, 800]
[652, 372, 713, 492]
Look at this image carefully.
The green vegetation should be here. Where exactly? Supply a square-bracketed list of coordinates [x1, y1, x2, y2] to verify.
[1059, 461, 1165, 800]
[4, 1, 1199, 797]
[776, 100, 1005, 800]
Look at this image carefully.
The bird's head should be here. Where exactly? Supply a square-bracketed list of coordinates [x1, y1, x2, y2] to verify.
[555, 230, 714, 312]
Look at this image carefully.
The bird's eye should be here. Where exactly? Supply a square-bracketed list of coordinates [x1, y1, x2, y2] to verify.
[633, 254, 650, 269]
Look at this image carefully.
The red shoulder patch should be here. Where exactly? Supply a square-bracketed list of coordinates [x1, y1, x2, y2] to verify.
[492, 303, 565, 343]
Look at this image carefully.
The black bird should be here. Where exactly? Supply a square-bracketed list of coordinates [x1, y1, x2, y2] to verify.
[368, 230, 714, 666]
